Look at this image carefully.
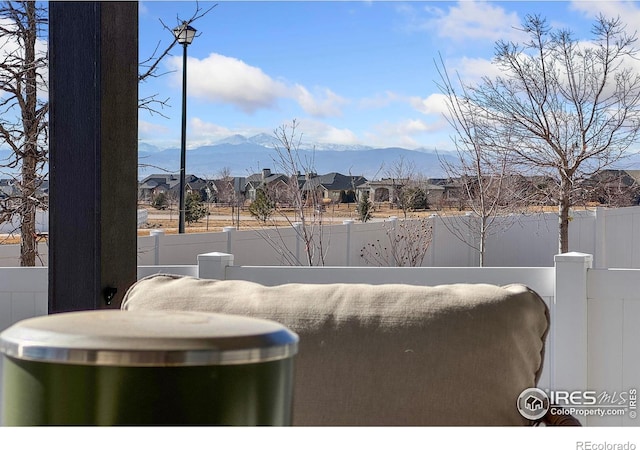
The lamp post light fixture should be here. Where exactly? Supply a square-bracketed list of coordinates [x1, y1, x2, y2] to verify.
[173, 21, 197, 234]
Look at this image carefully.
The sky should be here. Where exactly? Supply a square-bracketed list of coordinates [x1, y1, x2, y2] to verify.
[138, 1, 640, 152]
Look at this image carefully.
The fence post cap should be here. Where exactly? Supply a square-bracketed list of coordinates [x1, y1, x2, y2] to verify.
[197, 252, 233, 259]
[554, 252, 593, 263]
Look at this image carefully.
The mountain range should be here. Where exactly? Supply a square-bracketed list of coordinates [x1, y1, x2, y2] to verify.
[138, 133, 451, 180]
[2, 132, 640, 181]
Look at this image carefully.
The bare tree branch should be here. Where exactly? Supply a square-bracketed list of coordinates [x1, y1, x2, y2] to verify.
[440, 14, 640, 253]
[0, 1, 48, 266]
[138, 2, 217, 115]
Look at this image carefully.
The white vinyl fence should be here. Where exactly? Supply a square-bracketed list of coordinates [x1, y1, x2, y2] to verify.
[134, 206, 640, 269]
[3, 205, 639, 269]
[1, 252, 638, 426]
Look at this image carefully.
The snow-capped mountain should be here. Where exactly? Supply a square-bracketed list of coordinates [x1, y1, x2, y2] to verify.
[137, 139, 450, 179]
[211, 133, 373, 152]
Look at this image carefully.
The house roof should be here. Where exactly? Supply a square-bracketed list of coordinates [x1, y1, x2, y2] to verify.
[139, 174, 205, 191]
[302, 173, 367, 192]
[585, 169, 640, 187]
[245, 171, 289, 187]
[621, 170, 640, 185]
[356, 179, 444, 191]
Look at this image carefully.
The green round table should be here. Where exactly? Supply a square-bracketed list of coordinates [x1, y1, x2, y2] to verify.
[0, 310, 298, 426]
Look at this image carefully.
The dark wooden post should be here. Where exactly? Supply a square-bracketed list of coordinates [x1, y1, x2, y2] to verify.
[48, 2, 138, 313]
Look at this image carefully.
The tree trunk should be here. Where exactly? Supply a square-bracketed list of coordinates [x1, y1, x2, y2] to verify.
[479, 216, 487, 268]
[20, 155, 37, 267]
[20, 1, 39, 267]
[558, 179, 571, 254]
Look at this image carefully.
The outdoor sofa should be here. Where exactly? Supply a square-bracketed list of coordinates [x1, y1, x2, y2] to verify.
[122, 275, 580, 426]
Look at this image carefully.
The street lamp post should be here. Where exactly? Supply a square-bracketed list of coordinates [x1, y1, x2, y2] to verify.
[173, 21, 196, 234]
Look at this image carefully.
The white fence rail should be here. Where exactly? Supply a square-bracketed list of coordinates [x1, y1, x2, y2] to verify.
[3, 205, 640, 268]
[1, 252, 638, 426]
[132, 206, 640, 269]
[2, 206, 640, 268]
[133, 211, 592, 268]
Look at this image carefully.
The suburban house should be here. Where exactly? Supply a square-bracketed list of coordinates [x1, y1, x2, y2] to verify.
[137, 169, 640, 211]
[244, 169, 290, 202]
[138, 174, 215, 203]
[582, 169, 640, 206]
[357, 178, 447, 207]
[210, 178, 245, 205]
[243, 169, 368, 205]
[426, 175, 562, 210]
[0, 178, 49, 204]
[301, 172, 367, 203]
[0, 179, 16, 200]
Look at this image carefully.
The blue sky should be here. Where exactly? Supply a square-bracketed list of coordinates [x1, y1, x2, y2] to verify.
[137, 1, 640, 151]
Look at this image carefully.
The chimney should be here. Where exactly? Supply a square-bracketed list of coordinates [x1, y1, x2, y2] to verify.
[262, 168, 271, 180]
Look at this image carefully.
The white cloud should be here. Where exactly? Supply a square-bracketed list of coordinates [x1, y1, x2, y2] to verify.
[167, 53, 347, 117]
[169, 53, 288, 113]
[365, 117, 449, 149]
[139, 120, 171, 137]
[190, 118, 233, 141]
[570, 1, 640, 29]
[139, 2, 149, 15]
[188, 117, 272, 147]
[410, 93, 450, 116]
[292, 85, 349, 118]
[292, 120, 361, 146]
[401, 1, 525, 43]
[179, 117, 361, 149]
[138, 120, 177, 149]
[444, 56, 503, 86]
[0, 18, 48, 98]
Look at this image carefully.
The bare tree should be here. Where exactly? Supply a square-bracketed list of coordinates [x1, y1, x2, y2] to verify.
[250, 120, 330, 266]
[216, 167, 234, 205]
[384, 155, 426, 219]
[214, 166, 244, 228]
[435, 58, 529, 266]
[0, 1, 48, 266]
[360, 217, 433, 267]
[455, 14, 640, 253]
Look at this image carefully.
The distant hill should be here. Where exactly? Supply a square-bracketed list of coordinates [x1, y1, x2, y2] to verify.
[3, 135, 640, 181]
[138, 141, 451, 180]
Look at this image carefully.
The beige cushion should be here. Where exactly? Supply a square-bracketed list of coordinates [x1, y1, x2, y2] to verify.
[122, 276, 549, 426]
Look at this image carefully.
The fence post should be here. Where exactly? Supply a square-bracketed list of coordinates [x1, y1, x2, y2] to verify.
[149, 229, 165, 265]
[465, 212, 478, 267]
[197, 252, 234, 280]
[594, 207, 606, 269]
[429, 214, 437, 267]
[553, 252, 592, 393]
[293, 222, 302, 265]
[223, 226, 235, 255]
[343, 220, 354, 266]
[388, 216, 397, 267]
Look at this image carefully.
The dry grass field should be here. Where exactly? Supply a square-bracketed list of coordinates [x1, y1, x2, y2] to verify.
[137, 202, 420, 236]
[0, 202, 573, 245]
